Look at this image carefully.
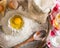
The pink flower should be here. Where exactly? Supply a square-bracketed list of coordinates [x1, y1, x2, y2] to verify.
[47, 42, 51, 48]
[50, 31, 55, 36]
[53, 4, 58, 11]
[48, 42, 50, 45]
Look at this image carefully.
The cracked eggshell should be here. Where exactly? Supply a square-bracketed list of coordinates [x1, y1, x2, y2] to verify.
[0, 0, 7, 18]
[32, 0, 55, 13]
[28, 0, 49, 24]
[7, 0, 18, 10]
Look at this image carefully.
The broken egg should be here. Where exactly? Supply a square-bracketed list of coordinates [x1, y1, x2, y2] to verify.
[0, 10, 41, 48]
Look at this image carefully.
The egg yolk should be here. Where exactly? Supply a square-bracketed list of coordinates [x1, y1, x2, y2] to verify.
[14, 18, 22, 25]
[10, 15, 24, 30]
[53, 13, 60, 29]
[53, 20, 59, 29]
[57, 14, 60, 19]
